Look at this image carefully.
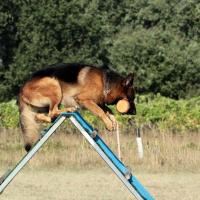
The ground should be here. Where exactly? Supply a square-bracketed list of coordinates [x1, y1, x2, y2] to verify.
[1, 168, 200, 200]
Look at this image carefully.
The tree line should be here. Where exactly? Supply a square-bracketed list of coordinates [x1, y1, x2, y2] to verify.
[0, 0, 200, 101]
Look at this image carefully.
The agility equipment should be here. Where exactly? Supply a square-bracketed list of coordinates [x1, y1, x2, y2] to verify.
[116, 99, 130, 113]
[0, 112, 154, 200]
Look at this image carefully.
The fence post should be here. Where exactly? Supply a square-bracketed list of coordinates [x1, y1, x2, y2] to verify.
[136, 127, 144, 159]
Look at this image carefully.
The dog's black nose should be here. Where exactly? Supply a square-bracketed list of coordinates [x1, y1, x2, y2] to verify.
[128, 102, 136, 115]
[128, 109, 136, 115]
[132, 109, 136, 115]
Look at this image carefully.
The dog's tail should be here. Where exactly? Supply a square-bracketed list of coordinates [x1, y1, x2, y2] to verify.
[18, 94, 39, 152]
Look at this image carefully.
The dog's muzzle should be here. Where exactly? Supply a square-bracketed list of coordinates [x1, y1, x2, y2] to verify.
[127, 102, 136, 115]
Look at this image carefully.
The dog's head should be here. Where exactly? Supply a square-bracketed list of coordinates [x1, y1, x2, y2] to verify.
[120, 73, 136, 115]
[106, 73, 136, 115]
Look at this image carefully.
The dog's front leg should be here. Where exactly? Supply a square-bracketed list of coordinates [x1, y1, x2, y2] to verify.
[101, 105, 117, 129]
[107, 113, 117, 129]
[78, 100, 116, 131]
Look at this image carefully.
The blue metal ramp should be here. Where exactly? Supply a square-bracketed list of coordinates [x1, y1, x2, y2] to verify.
[0, 112, 154, 200]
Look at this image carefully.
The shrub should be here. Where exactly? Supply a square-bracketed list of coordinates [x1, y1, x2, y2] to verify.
[0, 100, 19, 128]
[0, 95, 199, 133]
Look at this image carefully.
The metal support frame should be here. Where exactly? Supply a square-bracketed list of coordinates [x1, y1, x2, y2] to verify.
[0, 112, 154, 200]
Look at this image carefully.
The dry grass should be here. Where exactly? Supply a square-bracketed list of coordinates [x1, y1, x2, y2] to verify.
[0, 127, 200, 173]
[0, 169, 200, 200]
[1, 127, 200, 200]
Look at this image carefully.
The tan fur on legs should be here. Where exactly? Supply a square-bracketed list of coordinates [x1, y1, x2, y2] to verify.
[106, 112, 117, 129]
[35, 105, 77, 123]
[35, 113, 51, 123]
[56, 107, 77, 114]
[19, 99, 40, 152]
[78, 100, 115, 131]
[49, 106, 77, 119]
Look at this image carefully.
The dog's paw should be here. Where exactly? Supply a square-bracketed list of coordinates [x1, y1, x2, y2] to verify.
[35, 114, 51, 123]
[64, 107, 77, 112]
[104, 117, 116, 131]
[107, 113, 117, 129]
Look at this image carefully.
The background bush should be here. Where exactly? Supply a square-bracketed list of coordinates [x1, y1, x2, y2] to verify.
[0, 100, 19, 128]
[1, 95, 199, 132]
[0, 0, 200, 101]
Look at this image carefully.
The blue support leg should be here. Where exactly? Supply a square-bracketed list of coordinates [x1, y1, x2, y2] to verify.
[63, 112, 154, 200]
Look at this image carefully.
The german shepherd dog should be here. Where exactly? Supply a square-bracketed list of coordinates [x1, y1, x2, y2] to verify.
[18, 63, 136, 152]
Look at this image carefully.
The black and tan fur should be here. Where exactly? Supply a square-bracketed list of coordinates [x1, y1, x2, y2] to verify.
[18, 63, 136, 152]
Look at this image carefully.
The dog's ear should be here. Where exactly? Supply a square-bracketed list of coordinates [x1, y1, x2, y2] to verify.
[122, 73, 134, 87]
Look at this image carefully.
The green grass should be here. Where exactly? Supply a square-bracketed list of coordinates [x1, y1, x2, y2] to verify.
[0, 94, 200, 132]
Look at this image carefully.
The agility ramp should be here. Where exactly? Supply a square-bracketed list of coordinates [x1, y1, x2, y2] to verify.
[0, 112, 154, 200]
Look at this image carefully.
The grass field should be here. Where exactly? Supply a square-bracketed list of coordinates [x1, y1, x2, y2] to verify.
[1, 128, 200, 172]
[0, 169, 200, 200]
[0, 128, 200, 199]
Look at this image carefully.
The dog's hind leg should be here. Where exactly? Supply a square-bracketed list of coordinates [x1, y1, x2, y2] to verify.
[52, 106, 77, 115]
[35, 113, 52, 123]
[35, 102, 60, 123]
[20, 77, 64, 151]
[35, 104, 77, 123]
